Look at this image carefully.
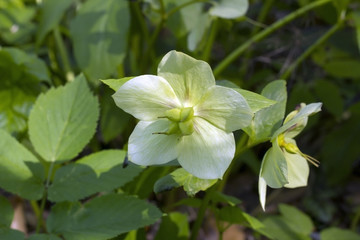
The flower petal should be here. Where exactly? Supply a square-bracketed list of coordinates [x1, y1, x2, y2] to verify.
[271, 102, 322, 140]
[157, 50, 215, 106]
[128, 120, 179, 165]
[283, 152, 309, 188]
[194, 85, 253, 132]
[258, 176, 267, 211]
[112, 75, 181, 121]
[260, 140, 288, 188]
[176, 117, 235, 179]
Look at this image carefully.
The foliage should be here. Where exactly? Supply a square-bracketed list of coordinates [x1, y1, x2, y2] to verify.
[0, 0, 360, 239]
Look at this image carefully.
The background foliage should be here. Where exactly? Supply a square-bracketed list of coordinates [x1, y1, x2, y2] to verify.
[0, 0, 360, 239]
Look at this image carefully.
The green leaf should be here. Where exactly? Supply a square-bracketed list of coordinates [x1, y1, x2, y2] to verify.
[154, 212, 189, 240]
[154, 168, 217, 197]
[210, 192, 241, 206]
[262, 216, 310, 240]
[0, 48, 49, 133]
[36, 0, 74, 45]
[70, 0, 130, 82]
[47, 193, 162, 240]
[28, 74, 99, 162]
[331, 0, 349, 15]
[0, 228, 24, 240]
[278, 204, 314, 235]
[0, 196, 13, 228]
[48, 150, 143, 202]
[187, 12, 212, 51]
[27, 234, 62, 240]
[243, 80, 287, 144]
[0, 129, 44, 200]
[234, 89, 276, 113]
[0, 1, 36, 44]
[209, 0, 249, 19]
[314, 80, 343, 117]
[320, 227, 360, 240]
[101, 77, 134, 92]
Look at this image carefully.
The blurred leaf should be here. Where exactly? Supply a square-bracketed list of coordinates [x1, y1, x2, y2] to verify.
[0, 47, 49, 133]
[48, 150, 143, 202]
[154, 168, 217, 196]
[331, 0, 349, 15]
[187, 12, 211, 51]
[101, 77, 134, 92]
[70, 0, 130, 83]
[154, 212, 189, 240]
[278, 204, 314, 235]
[312, 46, 360, 79]
[173, 198, 202, 208]
[0, 196, 13, 228]
[0, 228, 24, 240]
[313, 79, 343, 117]
[27, 234, 62, 240]
[29, 74, 99, 162]
[209, 0, 249, 19]
[47, 193, 162, 240]
[0, 129, 44, 200]
[100, 87, 131, 143]
[0, 1, 36, 44]
[262, 204, 314, 240]
[320, 227, 360, 240]
[36, 0, 74, 45]
[211, 192, 242, 206]
[321, 103, 360, 185]
[243, 80, 287, 144]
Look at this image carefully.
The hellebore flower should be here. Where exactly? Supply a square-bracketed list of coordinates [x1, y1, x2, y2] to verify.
[112, 50, 253, 179]
[258, 102, 322, 210]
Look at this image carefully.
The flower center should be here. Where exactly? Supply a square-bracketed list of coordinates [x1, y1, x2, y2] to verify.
[154, 107, 195, 136]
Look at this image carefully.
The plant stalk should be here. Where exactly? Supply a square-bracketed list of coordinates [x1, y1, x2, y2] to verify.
[213, 0, 332, 77]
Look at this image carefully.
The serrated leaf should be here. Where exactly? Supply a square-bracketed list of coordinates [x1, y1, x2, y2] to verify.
[101, 77, 134, 92]
[48, 150, 143, 202]
[154, 168, 217, 196]
[0, 129, 44, 200]
[28, 74, 99, 162]
[27, 234, 62, 240]
[70, 0, 130, 83]
[0, 48, 49, 133]
[155, 212, 189, 240]
[209, 0, 249, 19]
[0, 228, 24, 240]
[36, 0, 74, 45]
[47, 193, 162, 240]
[243, 80, 287, 144]
[320, 227, 360, 240]
[0, 196, 13, 228]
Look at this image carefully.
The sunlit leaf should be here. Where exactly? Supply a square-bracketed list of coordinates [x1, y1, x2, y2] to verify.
[70, 0, 130, 83]
[154, 168, 217, 197]
[48, 150, 143, 202]
[0, 129, 44, 200]
[101, 77, 134, 92]
[47, 193, 162, 240]
[29, 74, 99, 162]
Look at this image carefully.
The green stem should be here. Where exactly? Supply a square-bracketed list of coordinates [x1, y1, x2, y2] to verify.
[202, 19, 218, 62]
[53, 26, 74, 82]
[280, 19, 343, 80]
[213, 0, 331, 77]
[190, 184, 217, 240]
[35, 161, 55, 233]
[166, 0, 210, 19]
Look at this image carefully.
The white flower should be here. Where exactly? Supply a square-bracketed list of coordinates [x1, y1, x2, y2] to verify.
[112, 50, 253, 179]
[258, 103, 322, 210]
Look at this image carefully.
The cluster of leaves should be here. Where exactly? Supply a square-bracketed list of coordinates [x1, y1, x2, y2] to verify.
[1, 0, 360, 239]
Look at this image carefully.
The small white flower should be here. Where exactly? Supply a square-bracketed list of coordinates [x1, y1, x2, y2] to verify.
[113, 50, 253, 179]
[258, 103, 322, 210]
